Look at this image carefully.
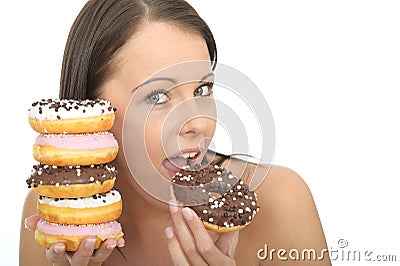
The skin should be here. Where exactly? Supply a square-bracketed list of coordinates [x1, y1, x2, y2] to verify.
[20, 22, 331, 265]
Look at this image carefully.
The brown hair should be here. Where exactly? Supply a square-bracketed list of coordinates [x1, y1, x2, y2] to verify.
[59, 0, 217, 100]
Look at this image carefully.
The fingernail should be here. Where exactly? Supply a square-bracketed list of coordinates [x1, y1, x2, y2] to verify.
[169, 199, 179, 213]
[165, 227, 174, 239]
[85, 238, 97, 250]
[107, 243, 117, 250]
[54, 244, 65, 254]
[117, 238, 125, 248]
[229, 245, 235, 257]
[182, 207, 193, 221]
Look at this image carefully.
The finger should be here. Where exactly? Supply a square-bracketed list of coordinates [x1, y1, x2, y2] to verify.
[214, 231, 239, 257]
[169, 200, 207, 265]
[117, 237, 125, 248]
[165, 227, 189, 266]
[24, 215, 40, 231]
[181, 207, 233, 265]
[69, 237, 97, 265]
[46, 243, 66, 264]
[90, 238, 117, 264]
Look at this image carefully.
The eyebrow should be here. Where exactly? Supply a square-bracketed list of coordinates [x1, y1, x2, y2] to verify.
[133, 72, 214, 92]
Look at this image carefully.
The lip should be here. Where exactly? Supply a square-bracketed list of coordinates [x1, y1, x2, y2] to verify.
[162, 148, 202, 177]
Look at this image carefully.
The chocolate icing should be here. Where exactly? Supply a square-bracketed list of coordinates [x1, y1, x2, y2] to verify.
[27, 163, 117, 187]
[172, 164, 260, 229]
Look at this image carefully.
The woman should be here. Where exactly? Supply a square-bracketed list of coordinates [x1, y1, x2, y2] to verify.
[20, 0, 331, 265]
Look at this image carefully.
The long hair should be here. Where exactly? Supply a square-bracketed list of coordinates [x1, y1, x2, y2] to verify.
[59, 0, 217, 100]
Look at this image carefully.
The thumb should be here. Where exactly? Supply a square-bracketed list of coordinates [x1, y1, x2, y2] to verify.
[214, 231, 239, 257]
[25, 214, 40, 230]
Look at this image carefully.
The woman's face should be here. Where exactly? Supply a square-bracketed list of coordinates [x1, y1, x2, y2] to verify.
[101, 22, 216, 185]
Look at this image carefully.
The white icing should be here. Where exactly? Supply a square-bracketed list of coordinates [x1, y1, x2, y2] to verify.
[39, 189, 121, 208]
[28, 99, 114, 120]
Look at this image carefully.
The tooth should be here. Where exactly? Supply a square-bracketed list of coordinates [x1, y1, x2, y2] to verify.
[189, 152, 197, 158]
[181, 153, 190, 159]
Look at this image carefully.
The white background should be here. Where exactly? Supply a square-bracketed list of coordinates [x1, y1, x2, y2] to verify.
[1, 1, 399, 265]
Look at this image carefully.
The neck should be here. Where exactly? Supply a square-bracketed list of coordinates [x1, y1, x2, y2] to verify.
[113, 170, 174, 264]
[112, 161, 221, 264]
[115, 167, 173, 236]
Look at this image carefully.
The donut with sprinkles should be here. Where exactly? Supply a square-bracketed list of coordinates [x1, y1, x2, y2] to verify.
[171, 164, 260, 232]
[26, 164, 118, 198]
[37, 189, 122, 225]
[28, 98, 116, 134]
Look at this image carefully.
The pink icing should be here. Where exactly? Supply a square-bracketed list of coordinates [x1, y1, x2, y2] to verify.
[36, 219, 122, 236]
[35, 132, 118, 150]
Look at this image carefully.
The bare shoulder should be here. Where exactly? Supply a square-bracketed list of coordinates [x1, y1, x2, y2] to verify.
[256, 164, 312, 202]
[231, 163, 331, 265]
[253, 165, 323, 235]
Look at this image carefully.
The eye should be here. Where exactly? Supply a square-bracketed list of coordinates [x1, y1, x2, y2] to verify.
[145, 89, 169, 105]
[194, 82, 214, 97]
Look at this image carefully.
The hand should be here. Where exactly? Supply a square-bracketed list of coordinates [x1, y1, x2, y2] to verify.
[25, 215, 125, 266]
[166, 201, 238, 265]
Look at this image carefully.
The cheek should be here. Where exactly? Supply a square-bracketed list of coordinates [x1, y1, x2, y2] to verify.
[99, 85, 132, 141]
[209, 118, 216, 136]
[144, 114, 164, 161]
[207, 101, 217, 137]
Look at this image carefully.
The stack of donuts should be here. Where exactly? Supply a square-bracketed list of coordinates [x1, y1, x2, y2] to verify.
[26, 99, 124, 251]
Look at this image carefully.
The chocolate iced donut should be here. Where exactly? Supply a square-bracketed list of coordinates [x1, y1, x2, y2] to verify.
[28, 99, 116, 134]
[27, 164, 117, 198]
[171, 164, 260, 232]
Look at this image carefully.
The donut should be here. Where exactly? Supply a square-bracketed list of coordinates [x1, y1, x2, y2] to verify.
[26, 164, 117, 198]
[35, 219, 123, 251]
[28, 99, 116, 134]
[171, 164, 260, 232]
[37, 189, 122, 225]
[33, 132, 118, 166]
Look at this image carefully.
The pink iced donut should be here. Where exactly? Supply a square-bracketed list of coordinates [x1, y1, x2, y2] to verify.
[35, 219, 124, 251]
[33, 132, 118, 166]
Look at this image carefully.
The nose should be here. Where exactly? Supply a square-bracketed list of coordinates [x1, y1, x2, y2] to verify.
[179, 115, 209, 138]
[175, 83, 214, 138]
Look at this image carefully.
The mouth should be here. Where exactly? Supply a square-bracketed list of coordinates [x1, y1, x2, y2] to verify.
[162, 149, 202, 178]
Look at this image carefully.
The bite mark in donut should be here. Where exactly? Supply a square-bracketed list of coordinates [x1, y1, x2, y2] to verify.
[171, 164, 260, 232]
